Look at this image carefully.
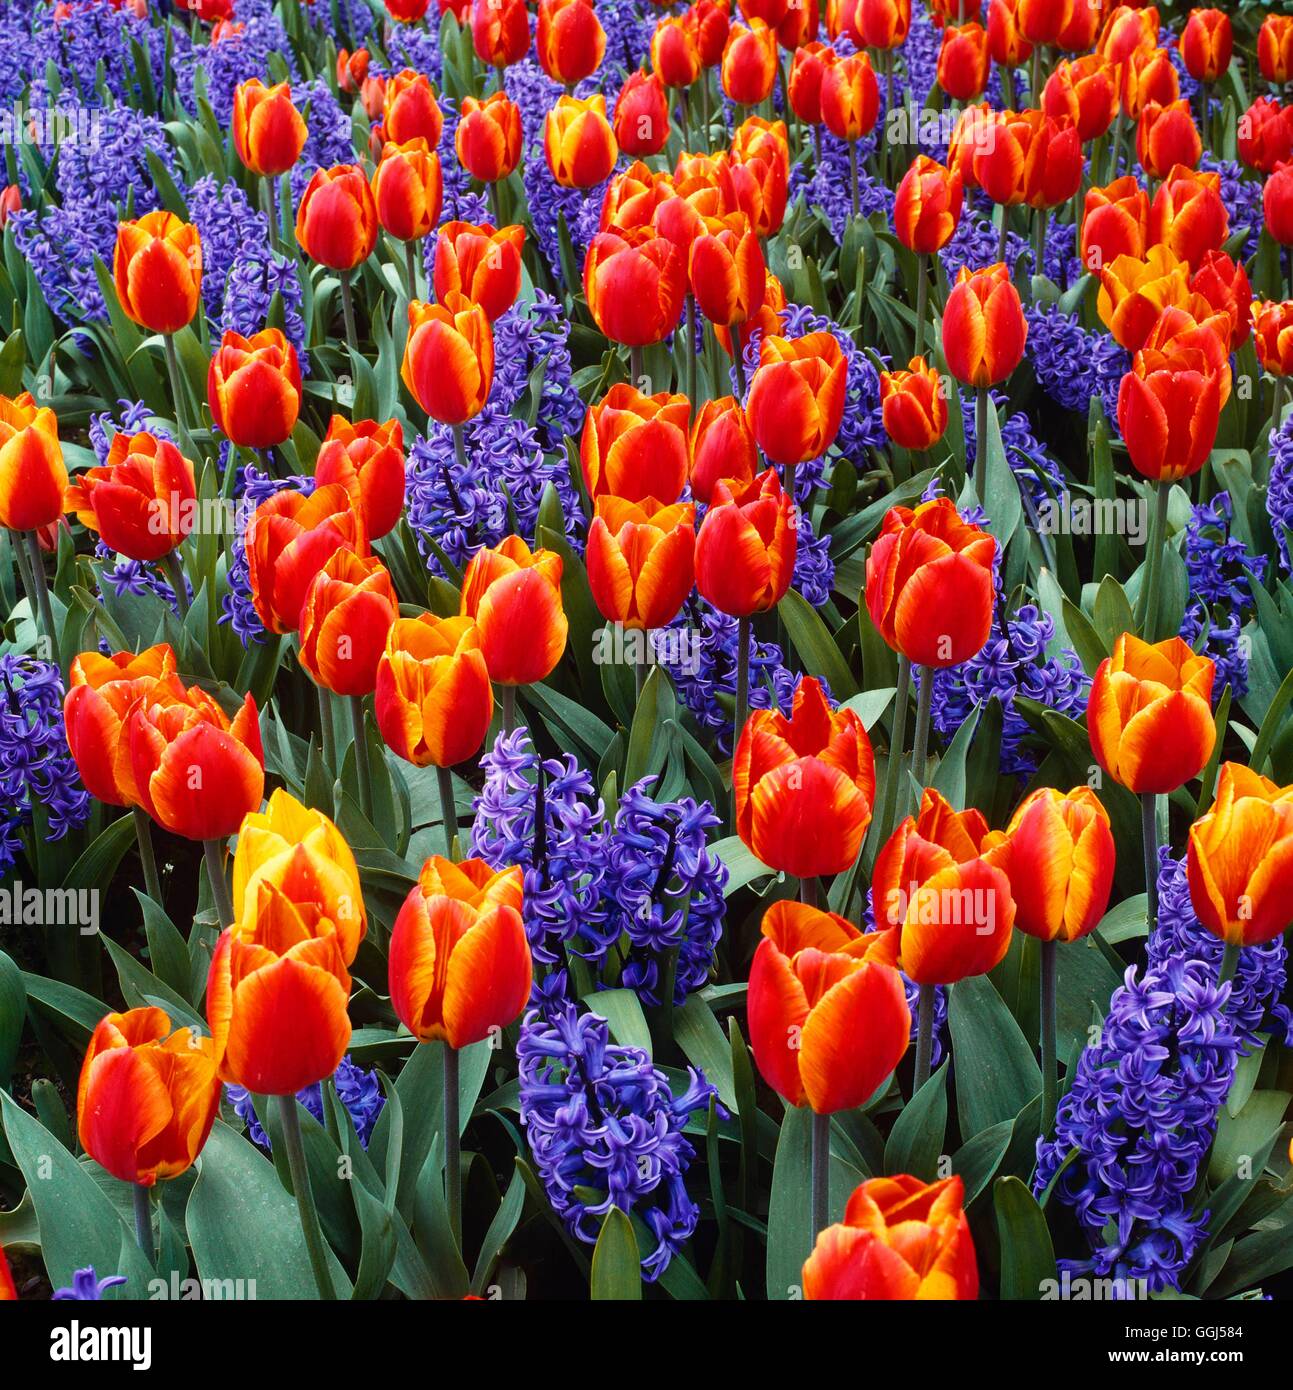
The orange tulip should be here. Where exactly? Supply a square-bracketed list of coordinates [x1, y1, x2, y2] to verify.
[586, 496, 695, 630]
[402, 293, 494, 425]
[389, 857, 530, 1048]
[207, 327, 302, 449]
[857, 0, 909, 48]
[1056, 0, 1099, 50]
[77, 1007, 221, 1186]
[372, 138, 443, 243]
[298, 548, 398, 698]
[724, 128, 788, 236]
[207, 897, 352, 1098]
[1098, 3, 1158, 68]
[459, 535, 568, 686]
[873, 787, 1015, 985]
[879, 357, 948, 452]
[580, 384, 690, 504]
[64, 644, 180, 807]
[1238, 97, 1293, 176]
[1137, 99, 1201, 178]
[583, 225, 685, 346]
[1180, 8, 1231, 84]
[689, 395, 758, 503]
[128, 679, 264, 841]
[456, 92, 523, 182]
[313, 415, 406, 541]
[603, 160, 675, 232]
[787, 41, 836, 125]
[0, 1247, 14, 1300]
[0, 392, 66, 533]
[820, 52, 879, 142]
[972, 109, 1082, 211]
[382, 69, 444, 149]
[721, 19, 777, 106]
[947, 101, 993, 190]
[865, 497, 995, 668]
[1187, 763, 1293, 949]
[65, 430, 195, 563]
[733, 676, 876, 878]
[987, 0, 1032, 67]
[687, 0, 730, 65]
[1087, 634, 1216, 795]
[1096, 244, 1193, 352]
[295, 163, 378, 270]
[1121, 46, 1179, 121]
[745, 331, 846, 465]
[1016, 0, 1067, 45]
[545, 94, 618, 188]
[232, 79, 307, 177]
[1265, 159, 1293, 247]
[244, 482, 366, 635]
[893, 156, 963, 255]
[694, 468, 795, 617]
[538, 0, 606, 86]
[689, 213, 765, 326]
[717, 266, 786, 356]
[1252, 299, 1293, 377]
[1081, 175, 1149, 271]
[983, 787, 1115, 943]
[803, 1175, 978, 1300]
[337, 46, 370, 93]
[1259, 14, 1293, 85]
[747, 900, 908, 1113]
[1043, 55, 1118, 142]
[614, 71, 670, 157]
[942, 262, 1028, 388]
[433, 221, 524, 322]
[1190, 249, 1251, 352]
[471, 0, 530, 67]
[113, 211, 201, 335]
[653, 15, 702, 87]
[375, 613, 494, 767]
[936, 22, 989, 102]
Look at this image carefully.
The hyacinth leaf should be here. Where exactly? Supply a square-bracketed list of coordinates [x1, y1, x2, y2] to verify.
[778, 588, 859, 699]
[884, 1062, 948, 1184]
[0, 951, 25, 1091]
[947, 976, 1041, 1140]
[590, 1208, 641, 1301]
[187, 1121, 352, 1300]
[994, 1177, 1056, 1301]
[673, 996, 738, 1112]
[582, 989, 652, 1059]
[1, 1091, 153, 1299]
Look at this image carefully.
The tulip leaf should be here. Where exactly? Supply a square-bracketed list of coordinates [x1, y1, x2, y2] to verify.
[187, 1120, 352, 1300]
[950, 1119, 1013, 1208]
[471, 1164, 528, 1296]
[673, 995, 738, 1111]
[947, 975, 1041, 1139]
[777, 588, 860, 699]
[1, 1090, 153, 1299]
[591, 1207, 641, 1301]
[994, 1176, 1056, 1300]
[980, 394, 1022, 551]
[0, 951, 25, 1090]
[884, 1062, 948, 1182]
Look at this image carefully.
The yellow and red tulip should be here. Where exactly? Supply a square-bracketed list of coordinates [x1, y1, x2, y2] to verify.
[456, 92, 523, 182]
[544, 94, 619, 188]
[298, 548, 399, 698]
[688, 395, 758, 503]
[372, 138, 443, 243]
[694, 468, 796, 618]
[586, 496, 696, 630]
[232, 78, 307, 177]
[64, 430, 195, 563]
[295, 163, 378, 270]
[0, 392, 66, 534]
[879, 357, 948, 452]
[402, 293, 494, 425]
[207, 327, 302, 449]
[580, 384, 691, 505]
[745, 330, 847, 465]
[537, 0, 607, 87]
[583, 225, 686, 346]
[433, 221, 525, 322]
[941, 262, 1028, 388]
[459, 535, 568, 687]
[313, 415, 406, 541]
[113, 212, 202, 335]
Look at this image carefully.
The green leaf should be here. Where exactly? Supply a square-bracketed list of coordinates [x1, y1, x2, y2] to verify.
[947, 976, 1041, 1139]
[581, 988, 652, 1056]
[0, 950, 25, 1088]
[471, 1163, 527, 1296]
[884, 1062, 948, 1181]
[591, 1207, 641, 1300]
[187, 1121, 351, 1300]
[994, 1176, 1056, 1300]
[777, 589, 860, 699]
[673, 995, 738, 1110]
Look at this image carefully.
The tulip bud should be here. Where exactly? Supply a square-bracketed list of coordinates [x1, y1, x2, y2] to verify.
[1150, 165, 1228, 271]
[653, 14, 702, 87]
[689, 213, 765, 326]
[387, 0, 431, 18]
[879, 356, 948, 451]
[537, 0, 607, 87]
[581, 383, 691, 504]
[936, 22, 989, 102]
[433, 221, 524, 321]
[614, 71, 670, 156]
[1190, 250, 1251, 352]
[402, 293, 494, 425]
[857, 0, 910, 49]
[113, 211, 202, 335]
[787, 42, 836, 125]
[1252, 299, 1293, 377]
[687, 0, 730, 66]
[893, 155, 963, 254]
[1043, 55, 1118, 142]
[471, 0, 530, 68]
[0, 392, 66, 533]
[383, 69, 444, 149]
[695, 468, 796, 617]
[1258, 14, 1293, 85]
[586, 496, 695, 630]
[1096, 244, 1192, 353]
[583, 226, 685, 345]
[376, 614, 494, 766]
[745, 330, 847, 464]
[207, 328, 302, 449]
[721, 19, 778, 106]
[1080, 175, 1149, 270]
[313, 417, 405, 542]
[299, 548, 399, 697]
[456, 92, 523, 182]
[748, 900, 908, 1113]
[942, 262, 1027, 388]
[77, 1008, 222, 1186]
[544, 94, 619, 188]
[973, 109, 1082, 210]
[1238, 97, 1293, 176]
[803, 1176, 978, 1300]
[65, 430, 195, 562]
[337, 47, 370, 93]
[459, 535, 568, 686]
[1137, 99, 1201, 179]
[820, 52, 879, 142]
[689, 395, 758, 503]
[295, 163, 378, 270]
[987, 0, 1032, 67]
[1122, 47, 1179, 121]
[372, 138, 443, 243]
[1088, 634, 1216, 795]
[1180, 8, 1232, 84]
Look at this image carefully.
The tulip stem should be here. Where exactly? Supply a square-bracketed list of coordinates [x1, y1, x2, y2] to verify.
[1033, 208, 1047, 278]
[731, 322, 747, 399]
[349, 695, 374, 823]
[500, 684, 517, 733]
[203, 838, 236, 929]
[405, 239, 419, 300]
[317, 683, 336, 769]
[810, 1110, 830, 1240]
[1141, 791, 1159, 933]
[339, 270, 359, 359]
[132, 1182, 153, 1262]
[847, 142, 860, 221]
[22, 529, 56, 655]
[996, 205, 1009, 266]
[686, 296, 698, 405]
[910, 664, 933, 787]
[1269, 376, 1286, 444]
[629, 344, 643, 390]
[912, 982, 936, 1092]
[133, 806, 163, 905]
[799, 875, 821, 909]
[277, 1094, 338, 1301]
[1217, 942, 1240, 990]
[160, 549, 190, 619]
[734, 614, 751, 757]
[877, 657, 912, 846]
[974, 386, 989, 504]
[444, 1042, 462, 1251]
[914, 254, 929, 358]
[161, 332, 195, 461]
[452, 421, 469, 473]
[1134, 480, 1170, 641]
[437, 764, 459, 856]
[1040, 939, 1058, 1139]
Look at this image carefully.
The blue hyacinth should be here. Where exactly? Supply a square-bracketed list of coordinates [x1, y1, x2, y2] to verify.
[225, 1055, 386, 1150]
[53, 1266, 128, 1301]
